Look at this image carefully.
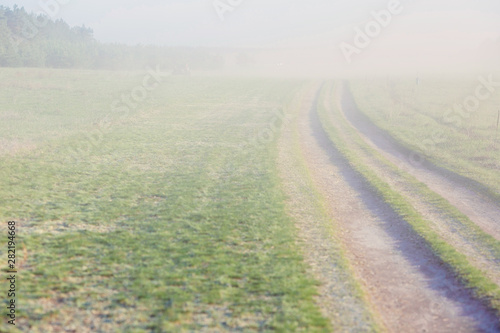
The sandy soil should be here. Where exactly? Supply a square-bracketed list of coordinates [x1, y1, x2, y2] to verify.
[0, 138, 37, 156]
[281, 83, 500, 332]
[277, 84, 376, 331]
[333, 85, 500, 287]
[341, 86, 500, 241]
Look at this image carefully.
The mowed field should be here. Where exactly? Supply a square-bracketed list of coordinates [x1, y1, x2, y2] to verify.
[1, 69, 500, 332]
[0, 69, 337, 332]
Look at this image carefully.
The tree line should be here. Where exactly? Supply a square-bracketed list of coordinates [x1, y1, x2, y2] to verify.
[0, 5, 225, 70]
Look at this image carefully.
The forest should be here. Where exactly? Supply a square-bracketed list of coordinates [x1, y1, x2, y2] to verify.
[0, 5, 225, 70]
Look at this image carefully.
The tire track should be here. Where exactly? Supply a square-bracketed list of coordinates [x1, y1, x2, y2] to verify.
[343, 84, 500, 241]
[297, 83, 499, 332]
[277, 84, 378, 332]
[332, 85, 500, 287]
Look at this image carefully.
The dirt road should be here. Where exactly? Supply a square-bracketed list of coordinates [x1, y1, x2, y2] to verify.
[334, 85, 500, 287]
[279, 83, 500, 332]
[342, 85, 500, 241]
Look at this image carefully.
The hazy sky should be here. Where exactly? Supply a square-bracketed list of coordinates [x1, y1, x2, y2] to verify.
[5, 0, 500, 73]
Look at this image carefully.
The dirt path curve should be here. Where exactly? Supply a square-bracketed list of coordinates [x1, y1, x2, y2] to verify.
[330, 85, 500, 286]
[292, 83, 499, 332]
[277, 84, 376, 331]
[342, 85, 500, 240]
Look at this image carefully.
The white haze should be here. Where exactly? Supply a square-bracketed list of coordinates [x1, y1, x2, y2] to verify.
[6, 0, 500, 76]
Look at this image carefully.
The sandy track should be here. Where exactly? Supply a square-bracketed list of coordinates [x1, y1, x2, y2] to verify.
[332, 85, 500, 287]
[291, 84, 499, 332]
[342, 85, 500, 241]
[277, 84, 376, 331]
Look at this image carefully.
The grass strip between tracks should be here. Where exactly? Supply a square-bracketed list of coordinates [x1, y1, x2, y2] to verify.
[317, 83, 500, 317]
[348, 81, 500, 205]
[342, 85, 500, 268]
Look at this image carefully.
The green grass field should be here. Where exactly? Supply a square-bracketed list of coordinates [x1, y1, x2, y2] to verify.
[0, 69, 332, 332]
[349, 76, 500, 199]
[2, 68, 499, 332]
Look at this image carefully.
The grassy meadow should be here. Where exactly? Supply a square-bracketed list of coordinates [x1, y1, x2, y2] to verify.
[0, 68, 331, 332]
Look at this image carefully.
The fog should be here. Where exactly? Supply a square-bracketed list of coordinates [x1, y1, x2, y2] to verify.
[3, 2, 500, 331]
[5, 0, 499, 77]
